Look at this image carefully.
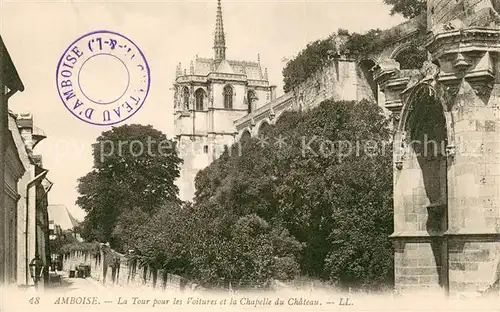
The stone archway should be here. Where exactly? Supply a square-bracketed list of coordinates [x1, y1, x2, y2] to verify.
[390, 42, 427, 70]
[403, 86, 448, 220]
[257, 121, 271, 137]
[240, 130, 251, 143]
[359, 59, 377, 101]
[393, 83, 452, 293]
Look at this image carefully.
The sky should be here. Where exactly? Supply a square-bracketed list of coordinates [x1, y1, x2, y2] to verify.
[0, 0, 405, 221]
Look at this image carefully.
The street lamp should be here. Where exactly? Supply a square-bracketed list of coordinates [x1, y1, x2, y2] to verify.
[29, 253, 45, 289]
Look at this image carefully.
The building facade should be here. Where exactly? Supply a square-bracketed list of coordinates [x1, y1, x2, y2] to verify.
[0, 35, 25, 285]
[35, 162, 53, 287]
[373, 0, 500, 296]
[1, 36, 52, 287]
[4, 113, 25, 285]
[174, 0, 277, 201]
[15, 113, 53, 287]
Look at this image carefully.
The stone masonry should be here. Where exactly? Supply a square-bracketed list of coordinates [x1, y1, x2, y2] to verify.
[376, 0, 500, 296]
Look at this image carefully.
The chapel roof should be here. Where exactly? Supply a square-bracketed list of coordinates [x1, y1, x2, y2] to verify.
[193, 57, 264, 80]
[216, 59, 235, 74]
[179, 0, 266, 81]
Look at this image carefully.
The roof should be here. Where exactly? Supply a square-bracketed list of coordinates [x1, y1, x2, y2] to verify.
[228, 60, 262, 80]
[193, 57, 264, 80]
[216, 59, 235, 74]
[48, 205, 80, 230]
[6, 113, 27, 178]
[8, 111, 29, 165]
[0, 35, 24, 92]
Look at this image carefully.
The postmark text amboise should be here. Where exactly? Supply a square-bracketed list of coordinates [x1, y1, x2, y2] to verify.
[56, 30, 150, 126]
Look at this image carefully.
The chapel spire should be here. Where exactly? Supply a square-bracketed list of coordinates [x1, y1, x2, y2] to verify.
[213, 0, 226, 61]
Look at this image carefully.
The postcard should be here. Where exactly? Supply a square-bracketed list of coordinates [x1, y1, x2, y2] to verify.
[1, 0, 500, 311]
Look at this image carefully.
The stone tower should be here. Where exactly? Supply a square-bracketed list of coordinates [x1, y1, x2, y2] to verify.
[380, 0, 500, 296]
[174, 0, 274, 202]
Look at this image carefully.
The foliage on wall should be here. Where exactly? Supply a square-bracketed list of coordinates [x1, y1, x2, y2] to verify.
[50, 230, 78, 255]
[59, 242, 100, 255]
[282, 36, 338, 93]
[101, 246, 122, 268]
[282, 24, 425, 92]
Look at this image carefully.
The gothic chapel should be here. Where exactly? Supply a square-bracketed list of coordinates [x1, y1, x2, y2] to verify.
[173, 0, 276, 201]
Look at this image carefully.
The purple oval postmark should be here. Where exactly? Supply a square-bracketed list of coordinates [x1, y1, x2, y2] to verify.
[56, 30, 150, 126]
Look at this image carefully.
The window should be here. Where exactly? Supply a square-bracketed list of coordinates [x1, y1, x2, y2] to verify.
[203, 145, 209, 153]
[223, 85, 233, 109]
[247, 90, 256, 113]
[183, 87, 190, 110]
[195, 88, 206, 111]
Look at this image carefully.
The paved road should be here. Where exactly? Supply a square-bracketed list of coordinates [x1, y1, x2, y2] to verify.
[45, 271, 107, 293]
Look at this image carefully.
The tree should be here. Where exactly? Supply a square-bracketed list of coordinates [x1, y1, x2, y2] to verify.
[194, 99, 394, 290]
[77, 124, 182, 250]
[282, 37, 338, 93]
[189, 141, 303, 288]
[267, 100, 393, 284]
[50, 229, 78, 255]
[113, 201, 195, 276]
[184, 204, 303, 288]
[383, 0, 426, 19]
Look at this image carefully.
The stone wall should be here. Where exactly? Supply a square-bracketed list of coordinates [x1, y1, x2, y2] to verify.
[444, 78, 500, 295]
[384, 16, 500, 294]
[61, 250, 194, 291]
[175, 132, 236, 201]
[448, 241, 500, 295]
[176, 135, 211, 202]
[448, 83, 500, 233]
[394, 241, 445, 292]
[292, 58, 376, 112]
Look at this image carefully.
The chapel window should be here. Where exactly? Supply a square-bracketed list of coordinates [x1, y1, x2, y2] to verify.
[195, 88, 206, 111]
[247, 90, 256, 113]
[183, 87, 190, 110]
[224, 85, 233, 109]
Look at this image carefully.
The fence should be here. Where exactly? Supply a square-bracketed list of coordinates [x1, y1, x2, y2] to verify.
[61, 246, 198, 291]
